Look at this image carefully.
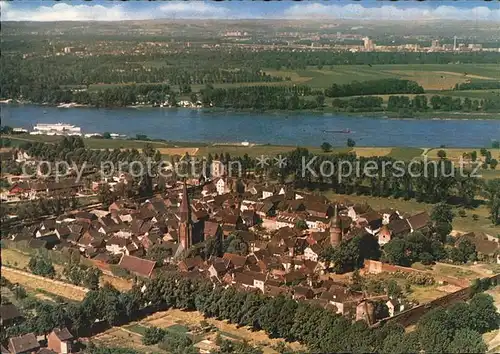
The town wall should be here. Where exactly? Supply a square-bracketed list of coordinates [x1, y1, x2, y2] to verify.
[377, 272, 500, 328]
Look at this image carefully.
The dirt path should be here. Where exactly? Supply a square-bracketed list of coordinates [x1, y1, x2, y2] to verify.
[1, 266, 88, 301]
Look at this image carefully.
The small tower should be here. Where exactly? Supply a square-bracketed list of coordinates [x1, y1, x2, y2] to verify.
[178, 181, 192, 250]
[330, 204, 342, 247]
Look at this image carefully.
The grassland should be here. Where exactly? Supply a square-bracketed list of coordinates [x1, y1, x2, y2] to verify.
[86, 63, 500, 98]
[1, 247, 133, 292]
[266, 64, 500, 91]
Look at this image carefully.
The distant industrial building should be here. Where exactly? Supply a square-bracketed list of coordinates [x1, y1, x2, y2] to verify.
[363, 37, 375, 51]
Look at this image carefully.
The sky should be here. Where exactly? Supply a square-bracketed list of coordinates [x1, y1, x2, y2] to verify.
[1, 0, 499, 22]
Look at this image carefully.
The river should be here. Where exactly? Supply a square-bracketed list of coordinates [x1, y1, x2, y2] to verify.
[1, 104, 499, 147]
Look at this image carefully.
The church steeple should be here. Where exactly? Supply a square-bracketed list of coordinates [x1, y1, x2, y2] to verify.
[180, 181, 190, 222]
[179, 181, 192, 250]
[330, 204, 342, 247]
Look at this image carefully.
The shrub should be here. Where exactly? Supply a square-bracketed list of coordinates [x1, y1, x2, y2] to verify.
[28, 256, 56, 278]
[110, 264, 131, 279]
[142, 327, 166, 346]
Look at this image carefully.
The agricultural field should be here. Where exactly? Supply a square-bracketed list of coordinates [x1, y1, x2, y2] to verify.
[266, 64, 500, 91]
[77, 64, 500, 94]
[132, 309, 304, 353]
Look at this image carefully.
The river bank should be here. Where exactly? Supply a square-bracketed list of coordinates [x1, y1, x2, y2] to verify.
[1, 100, 499, 120]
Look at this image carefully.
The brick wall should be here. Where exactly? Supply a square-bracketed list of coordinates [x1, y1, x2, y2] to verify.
[376, 272, 500, 328]
[363, 260, 470, 288]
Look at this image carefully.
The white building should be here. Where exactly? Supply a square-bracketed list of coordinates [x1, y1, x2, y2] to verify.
[31, 123, 82, 136]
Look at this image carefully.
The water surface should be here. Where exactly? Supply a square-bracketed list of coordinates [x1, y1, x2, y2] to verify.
[1, 104, 499, 147]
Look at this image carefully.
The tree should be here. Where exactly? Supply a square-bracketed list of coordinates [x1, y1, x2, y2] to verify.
[437, 149, 447, 159]
[493, 140, 500, 149]
[386, 280, 403, 299]
[382, 238, 410, 266]
[97, 184, 115, 209]
[320, 142, 332, 153]
[142, 327, 166, 345]
[158, 330, 194, 354]
[417, 308, 454, 353]
[450, 238, 477, 263]
[481, 179, 500, 225]
[315, 95, 325, 107]
[102, 132, 112, 139]
[431, 202, 454, 224]
[490, 159, 498, 170]
[346, 138, 356, 147]
[295, 219, 308, 230]
[447, 328, 487, 353]
[469, 293, 500, 333]
[28, 256, 56, 278]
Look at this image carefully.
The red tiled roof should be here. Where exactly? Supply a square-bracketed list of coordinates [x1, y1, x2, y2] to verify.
[118, 255, 156, 278]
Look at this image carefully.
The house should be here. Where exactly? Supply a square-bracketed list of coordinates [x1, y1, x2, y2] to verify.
[262, 186, 275, 200]
[118, 255, 156, 278]
[208, 260, 230, 280]
[319, 287, 363, 315]
[222, 253, 247, 270]
[0, 304, 22, 326]
[178, 256, 204, 272]
[305, 202, 333, 218]
[458, 232, 499, 260]
[347, 204, 372, 222]
[386, 299, 405, 317]
[387, 218, 411, 238]
[215, 178, 230, 195]
[47, 328, 74, 354]
[377, 226, 392, 246]
[380, 209, 401, 225]
[8, 333, 40, 354]
[406, 212, 430, 233]
[293, 286, 314, 300]
[283, 270, 306, 285]
[232, 271, 266, 292]
[304, 244, 323, 262]
[357, 211, 382, 234]
[241, 210, 259, 227]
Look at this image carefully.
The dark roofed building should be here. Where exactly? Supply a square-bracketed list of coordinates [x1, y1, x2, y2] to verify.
[0, 304, 22, 326]
[118, 255, 156, 278]
[388, 218, 411, 237]
[406, 212, 431, 232]
[8, 333, 40, 354]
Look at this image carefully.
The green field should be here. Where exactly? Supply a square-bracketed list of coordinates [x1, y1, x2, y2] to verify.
[85, 64, 500, 94]
[266, 64, 500, 91]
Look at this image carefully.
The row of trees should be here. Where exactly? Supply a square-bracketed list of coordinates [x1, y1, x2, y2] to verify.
[331, 96, 384, 112]
[455, 81, 500, 91]
[324, 79, 424, 98]
[2, 259, 498, 353]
